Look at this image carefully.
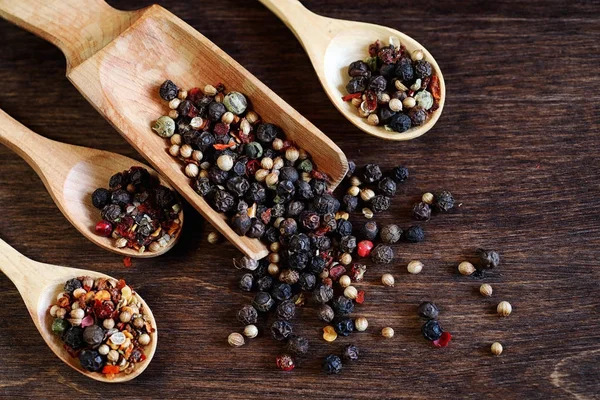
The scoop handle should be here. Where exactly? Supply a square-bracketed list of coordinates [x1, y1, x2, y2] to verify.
[0, 0, 140, 71]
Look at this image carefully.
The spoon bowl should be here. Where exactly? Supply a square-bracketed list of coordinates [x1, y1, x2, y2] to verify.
[0, 0, 349, 260]
[258, 0, 446, 141]
[0, 109, 183, 258]
[0, 239, 157, 383]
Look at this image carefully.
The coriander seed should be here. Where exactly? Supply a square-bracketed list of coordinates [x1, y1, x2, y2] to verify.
[185, 163, 199, 178]
[339, 275, 351, 288]
[422, 192, 434, 204]
[491, 342, 503, 356]
[340, 253, 352, 266]
[360, 188, 375, 202]
[268, 263, 279, 276]
[344, 285, 358, 299]
[168, 144, 180, 157]
[389, 98, 403, 112]
[269, 242, 280, 253]
[228, 332, 245, 347]
[354, 317, 368, 331]
[381, 273, 395, 287]
[272, 138, 284, 151]
[170, 134, 182, 146]
[179, 144, 193, 158]
[265, 171, 279, 186]
[261, 157, 274, 170]
[382, 327, 394, 338]
[367, 113, 379, 126]
[497, 301, 512, 317]
[207, 231, 221, 244]
[350, 176, 362, 187]
[402, 97, 416, 109]
[285, 147, 299, 162]
[192, 150, 203, 162]
[480, 283, 493, 297]
[244, 324, 259, 338]
[407, 260, 424, 274]
[347, 186, 360, 197]
[458, 261, 476, 276]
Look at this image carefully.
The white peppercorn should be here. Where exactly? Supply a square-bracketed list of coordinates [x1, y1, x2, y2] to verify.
[347, 186, 360, 197]
[217, 154, 234, 171]
[244, 324, 259, 339]
[360, 188, 375, 202]
[339, 275, 351, 288]
[497, 301, 512, 317]
[285, 147, 299, 162]
[228, 332, 245, 347]
[422, 192, 434, 204]
[389, 98, 403, 112]
[381, 327, 394, 338]
[344, 286, 358, 300]
[204, 84, 217, 96]
[381, 273, 395, 287]
[221, 112, 234, 125]
[138, 333, 151, 346]
[192, 150, 203, 162]
[407, 260, 424, 274]
[168, 98, 181, 110]
[168, 144, 180, 157]
[402, 97, 416, 109]
[367, 113, 379, 126]
[179, 144, 193, 158]
[208, 231, 221, 244]
[185, 163, 199, 178]
[354, 317, 368, 332]
[491, 342, 503, 355]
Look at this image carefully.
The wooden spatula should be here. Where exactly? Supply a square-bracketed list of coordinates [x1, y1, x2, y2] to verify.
[0, 0, 348, 260]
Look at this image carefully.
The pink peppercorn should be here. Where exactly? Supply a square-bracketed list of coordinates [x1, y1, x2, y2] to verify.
[433, 332, 452, 348]
[357, 240, 374, 258]
[95, 220, 113, 237]
[276, 354, 295, 371]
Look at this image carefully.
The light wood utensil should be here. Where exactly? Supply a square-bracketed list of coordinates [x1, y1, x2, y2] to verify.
[258, 0, 446, 141]
[0, 238, 157, 383]
[0, 0, 348, 260]
[0, 109, 182, 258]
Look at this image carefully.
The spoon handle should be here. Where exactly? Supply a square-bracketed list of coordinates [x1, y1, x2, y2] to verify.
[0, 0, 140, 72]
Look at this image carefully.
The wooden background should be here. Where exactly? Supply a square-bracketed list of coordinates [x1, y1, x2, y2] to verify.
[0, 0, 599, 398]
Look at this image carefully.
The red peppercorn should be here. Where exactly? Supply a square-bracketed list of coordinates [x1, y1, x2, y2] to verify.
[246, 159, 261, 175]
[433, 331, 452, 348]
[276, 354, 295, 371]
[328, 264, 346, 281]
[95, 220, 113, 237]
[357, 240, 374, 258]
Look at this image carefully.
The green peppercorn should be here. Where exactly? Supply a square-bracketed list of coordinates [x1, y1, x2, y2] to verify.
[51, 318, 70, 335]
[152, 116, 175, 138]
[297, 159, 313, 173]
[245, 142, 263, 159]
[223, 91, 248, 115]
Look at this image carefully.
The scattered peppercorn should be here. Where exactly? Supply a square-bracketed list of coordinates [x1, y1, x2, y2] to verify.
[354, 317, 369, 332]
[417, 302, 439, 320]
[407, 260, 424, 274]
[271, 320, 293, 341]
[497, 301, 512, 317]
[477, 248, 500, 269]
[491, 342, 503, 356]
[342, 344, 360, 361]
[334, 318, 354, 336]
[422, 320, 443, 341]
[381, 327, 395, 338]
[287, 336, 310, 355]
[371, 244, 394, 264]
[317, 304, 335, 323]
[404, 225, 425, 243]
[480, 284, 493, 297]
[380, 224, 402, 244]
[323, 354, 343, 375]
[412, 202, 432, 221]
[276, 300, 296, 321]
[434, 191, 455, 212]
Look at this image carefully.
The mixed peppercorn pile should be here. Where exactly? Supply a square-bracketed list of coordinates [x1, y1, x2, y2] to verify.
[48, 277, 154, 378]
[91, 167, 182, 253]
[343, 37, 441, 133]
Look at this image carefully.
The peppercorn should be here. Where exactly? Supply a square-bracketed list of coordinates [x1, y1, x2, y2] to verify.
[314, 305, 334, 325]
[159, 80, 179, 101]
[395, 57, 414, 82]
[287, 335, 310, 355]
[342, 194, 358, 212]
[497, 301, 512, 317]
[491, 342, 503, 356]
[371, 244, 393, 264]
[422, 320, 443, 341]
[212, 190, 235, 213]
[51, 318, 69, 335]
[331, 296, 355, 316]
[91, 188, 111, 210]
[208, 167, 229, 186]
[286, 251, 309, 270]
[223, 91, 247, 115]
[414, 60, 433, 79]
[342, 344, 360, 362]
[418, 302, 439, 320]
[381, 327, 395, 338]
[477, 248, 500, 269]
[354, 316, 368, 332]
[339, 235, 357, 254]
[62, 326, 84, 349]
[230, 213, 251, 236]
[295, 273, 314, 292]
[323, 354, 343, 375]
[308, 257, 326, 275]
[379, 224, 401, 244]
[277, 180, 296, 199]
[299, 211, 320, 231]
[228, 332, 245, 347]
[407, 260, 424, 274]
[310, 179, 328, 197]
[458, 261, 476, 275]
[79, 350, 104, 372]
[413, 202, 432, 221]
[252, 292, 275, 312]
[271, 283, 292, 302]
[346, 76, 367, 93]
[338, 275, 352, 288]
[237, 305, 258, 325]
[246, 218, 265, 239]
[64, 278, 83, 295]
[480, 283, 493, 297]
[381, 273, 395, 287]
[83, 325, 104, 346]
[362, 164, 382, 183]
[361, 221, 379, 241]
[334, 318, 354, 336]
[286, 200, 304, 218]
[409, 108, 428, 126]
[313, 194, 340, 215]
[357, 240, 374, 258]
[404, 225, 425, 243]
[311, 235, 332, 251]
[312, 283, 334, 304]
[276, 300, 296, 321]
[435, 191, 455, 212]
[239, 273, 254, 292]
[391, 166, 409, 183]
[376, 177, 397, 197]
[360, 188, 375, 202]
[295, 180, 314, 200]
[348, 60, 370, 77]
[271, 320, 293, 341]
[336, 219, 353, 237]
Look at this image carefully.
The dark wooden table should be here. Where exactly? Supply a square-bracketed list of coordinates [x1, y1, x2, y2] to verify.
[1, 0, 599, 398]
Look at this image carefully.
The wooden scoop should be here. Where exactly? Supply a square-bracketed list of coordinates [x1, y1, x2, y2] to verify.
[258, 0, 446, 141]
[0, 0, 348, 260]
[0, 109, 182, 258]
[0, 238, 157, 382]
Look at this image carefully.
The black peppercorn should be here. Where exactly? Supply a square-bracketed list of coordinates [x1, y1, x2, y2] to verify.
[111, 189, 131, 206]
[264, 226, 280, 243]
[346, 76, 367, 94]
[340, 235, 357, 253]
[232, 157, 248, 176]
[280, 167, 299, 183]
[414, 60, 433, 79]
[300, 211, 320, 231]
[395, 57, 414, 82]
[298, 272, 316, 291]
[101, 204, 122, 223]
[256, 123, 279, 144]
[194, 177, 214, 198]
[323, 354, 343, 375]
[417, 302, 439, 320]
[317, 304, 335, 323]
[422, 319, 443, 341]
[279, 218, 298, 236]
[409, 108, 428, 126]
[371, 244, 394, 264]
[295, 180, 314, 200]
[380, 224, 402, 244]
[404, 225, 425, 243]
[231, 213, 252, 236]
[252, 292, 275, 312]
[345, 160, 356, 179]
[83, 325, 104, 346]
[377, 177, 397, 197]
[342, 344, 360, 361]
[208, 166, 229, 185]
[342, 194, 358, 212]
[286, 251, 309, 270]
[271, 320, 293, 341]
[239, 273, 254, 292]
[213, 190, 235, 212]
[308, 257, 326, 275]
[91, 188, 111, 209]
[391, 166, 409, 183]
[348, 60, 370, 77]
[361, 221, 379, 241]
[368, 75, 387, 92]
[288, 233, 311, 253]
[226, 176, 250, 197]
[79, 350, 104, 372]
[64, 278, 82, 294]
[477, 248, 500, 269]
[246, 182, 267, 204]
[287, 336, 310, 355]
[311, 235, 331, 251]
[286, 200, 305, 218]
[331, 296, 355, 316]
[413, 202, 432, 221]
[362, 163, 383, 183]
[237, 305, 258, 325]
[277, 180, 296, 198]
[272, 203, 285, 218]
[247, 218, 265, 238]
[313, 194, 340, 215]
[378, 106, 397, 124]
[256, 275, 273, 292]
[380, 63, 396, 79]
[108, 172, 124, 189]
[312, 283, 334, 304]
[333, 318, 354, 336]
[271, 283, 293, 302]
[62, 326, 84, 349]
[159, 80, 179, 101]
[389, 113, 412, 133]
[336, 219, 353, 237]
[310, 179, 328, 196]
[276, 300, 296, 321]
[207, 101, 226, 121]
[435, 191, 455, 212]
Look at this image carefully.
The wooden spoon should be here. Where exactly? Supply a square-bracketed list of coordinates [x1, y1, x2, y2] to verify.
[0, 109, 183, 258]
[0, 238, 157, 383]
[0, 0, 349, 260]
[257, 0, 446, 141]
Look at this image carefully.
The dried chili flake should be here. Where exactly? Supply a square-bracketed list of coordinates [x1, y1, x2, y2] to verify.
[368, 40, 381, 57]
[433, 331, 452, 348]
[342, 93, 362, 102]
[213, 143, 236, 151]
[102, 365, 120, 375]
[260, 208, 272, 225]
[355, 290, 365, 304]
[123, 257, 132, 268]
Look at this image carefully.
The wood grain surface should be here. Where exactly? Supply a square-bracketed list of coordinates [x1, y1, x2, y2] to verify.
[0, 0, 599, 398]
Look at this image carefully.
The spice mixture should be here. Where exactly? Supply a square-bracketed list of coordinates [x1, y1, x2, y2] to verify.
[91, 167, 182, 253]
[342, 37, 441, 133]
[48, 277, 154, 378]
